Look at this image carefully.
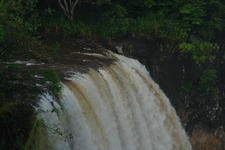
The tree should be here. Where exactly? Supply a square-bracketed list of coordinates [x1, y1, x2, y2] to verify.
[58, 0, 79, 20]
[58, 0, 111, 20]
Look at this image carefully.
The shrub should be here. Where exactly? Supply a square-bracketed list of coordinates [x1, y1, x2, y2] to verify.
[100, 4, 129, 39]
[197, 69, 217, 95]
[178, 41, 219, 65]
[130, 12, 159, 37]
[180, 81, 193, 94]
[42, 68, 61, 96]
[3, 32, 58, 62]
[0, 63, 42, 150]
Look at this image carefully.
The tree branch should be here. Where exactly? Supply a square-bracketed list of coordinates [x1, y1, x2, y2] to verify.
[58, 0, 66, 13]
[58, 0, 70, 19]
[69, 0, 72, 8]
[63, 0, 69, 14]
[58, 0, 79, 20]
[70, 0, 79, 19]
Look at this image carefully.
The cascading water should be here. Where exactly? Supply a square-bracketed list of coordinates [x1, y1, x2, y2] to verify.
[38, 50, 192, 150]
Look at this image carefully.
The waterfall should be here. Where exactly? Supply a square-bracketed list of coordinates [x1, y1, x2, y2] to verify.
[38, 51, 192, 150]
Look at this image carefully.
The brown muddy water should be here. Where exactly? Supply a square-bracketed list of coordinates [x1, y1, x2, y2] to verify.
[11, 40, 115, 79]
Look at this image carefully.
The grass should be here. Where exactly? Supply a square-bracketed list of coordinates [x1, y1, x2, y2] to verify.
[23, 119, 49, 150]
[130, 13, 159, 37]
[42, 15, 99, 39]
[42, 13, 160, 40]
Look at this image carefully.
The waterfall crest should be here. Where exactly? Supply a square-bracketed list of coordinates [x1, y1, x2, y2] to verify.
[38, 51, 192, 150]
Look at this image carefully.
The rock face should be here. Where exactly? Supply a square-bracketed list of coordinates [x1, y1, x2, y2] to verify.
[115, 44, 124, 55]
[190, 126, 225, 150]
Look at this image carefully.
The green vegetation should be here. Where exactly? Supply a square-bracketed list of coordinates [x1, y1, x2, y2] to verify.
[180, 81, 193, 94]
[39, 0, 224, 40]
[0, 0, 61, 149]
[42, 68, 62, 96]
[100, 4, 129, 39]
[0, 64, 61, 150]
[198, 69, 217, 95]
[0, 63, 41, 150]
[178, 41, 219, 65]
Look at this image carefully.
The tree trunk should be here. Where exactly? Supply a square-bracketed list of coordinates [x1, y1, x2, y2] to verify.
[58, 0, 79, 20]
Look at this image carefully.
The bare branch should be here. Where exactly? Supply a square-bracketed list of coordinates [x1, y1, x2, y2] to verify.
[63, 0, 69, 13]
[69, 0, 72, 8]
[72, 0, 79, 10]
[58, 0, 70, 19]
[58, 0, 66, 13]
[70, 0, 79, 19]
[58, 0, 80, 20]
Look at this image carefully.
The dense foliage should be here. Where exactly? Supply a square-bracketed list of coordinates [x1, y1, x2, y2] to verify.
[0, 0, 61, 149]
[38, 0, 225, 40]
